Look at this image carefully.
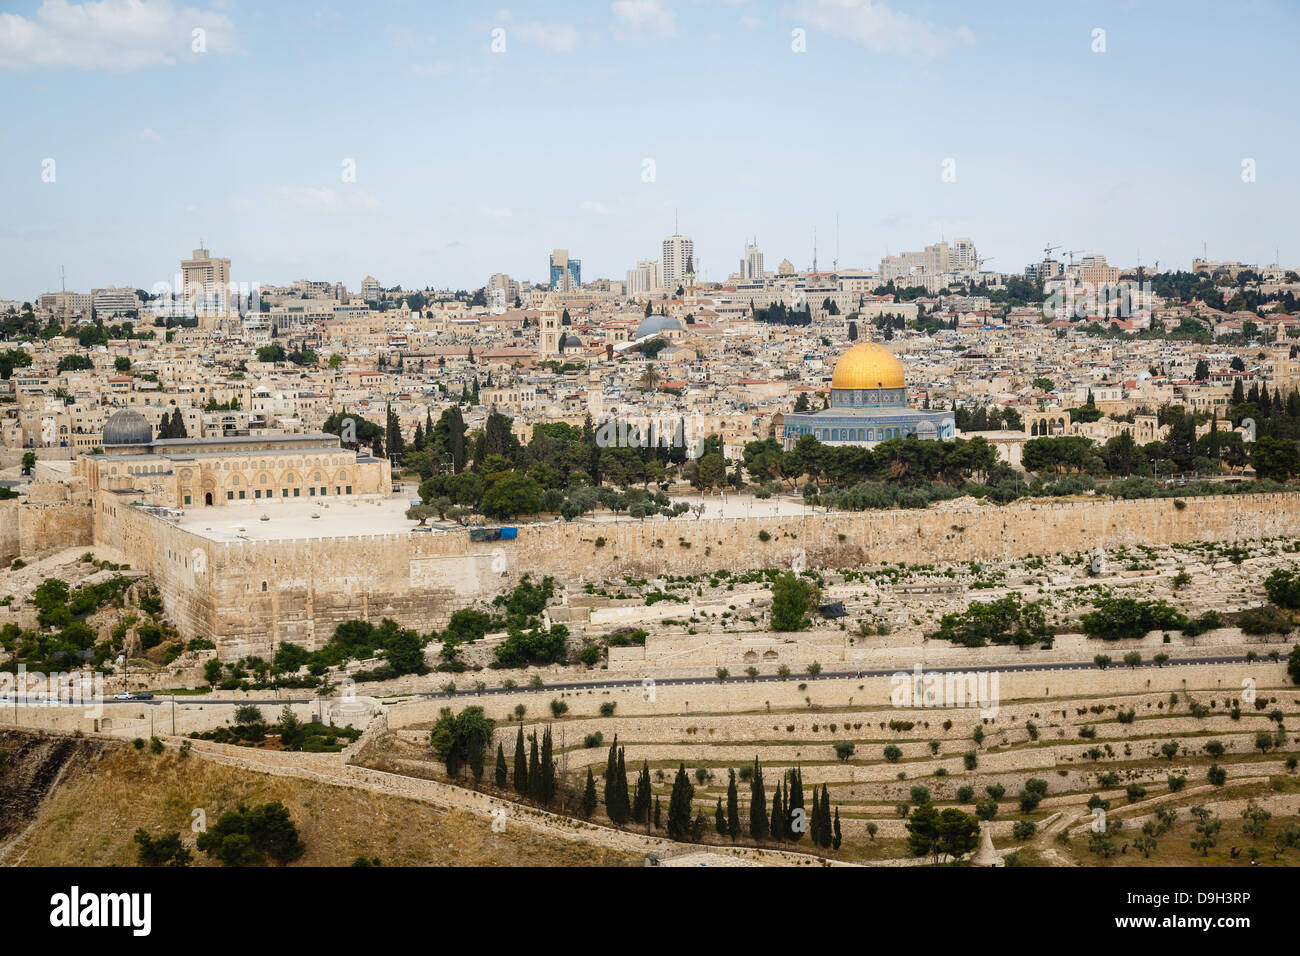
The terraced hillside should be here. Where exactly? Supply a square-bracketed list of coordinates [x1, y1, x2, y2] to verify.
[382, 667, 1300, 866]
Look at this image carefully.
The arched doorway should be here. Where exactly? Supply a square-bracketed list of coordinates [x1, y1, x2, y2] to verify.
[205, 492, 213, 506]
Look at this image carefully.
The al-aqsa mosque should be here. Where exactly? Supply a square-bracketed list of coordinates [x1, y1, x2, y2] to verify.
[781, 341, 955, 449]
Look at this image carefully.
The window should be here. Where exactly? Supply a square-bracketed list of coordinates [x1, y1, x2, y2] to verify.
[309, 487, 315, 496]
[184, 495, 191, 505]
[346, 485, 352, 494]
[282, 488, 288, 497]
[320, 486, 327, 496]
[226, 491, 233, 500]
[239, 490, 246, 499]
[293, 488, 300, 497]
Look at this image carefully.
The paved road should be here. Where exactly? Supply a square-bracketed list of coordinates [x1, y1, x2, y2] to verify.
[89, 651, 1263, 707]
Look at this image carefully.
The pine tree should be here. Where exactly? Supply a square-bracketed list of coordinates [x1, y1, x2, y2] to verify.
[667, 763, 695, 841]
[495, 742, 508, 789]
[726, 768, 740, 841]
[512, 725, 527, 794]
[715, 797, 727, 836]
[582, 767, 597, 819]
[749, 757, 768, 841]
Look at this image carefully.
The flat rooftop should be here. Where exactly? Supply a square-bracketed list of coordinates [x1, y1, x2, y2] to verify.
[169, 492, 822, 543]
[174, 495, 432, 542]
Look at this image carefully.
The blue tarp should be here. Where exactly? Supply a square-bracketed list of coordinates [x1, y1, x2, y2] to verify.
[500, 527, 518, 539]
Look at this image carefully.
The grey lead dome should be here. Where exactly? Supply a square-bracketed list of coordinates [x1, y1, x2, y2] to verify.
[634, 314, 683, 340]
[102, 409, 153, 446]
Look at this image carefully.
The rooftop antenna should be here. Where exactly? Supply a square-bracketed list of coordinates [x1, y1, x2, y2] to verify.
[812, 226, 818, 273]
[834, 214, 840, 272]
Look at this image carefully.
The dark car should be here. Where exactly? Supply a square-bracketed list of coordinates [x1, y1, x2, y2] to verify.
[132, 692, 154, 700]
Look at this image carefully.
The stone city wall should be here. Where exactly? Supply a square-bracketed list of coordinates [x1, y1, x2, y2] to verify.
[92, 492, 1300, 660]
[0, 489, 93, 566]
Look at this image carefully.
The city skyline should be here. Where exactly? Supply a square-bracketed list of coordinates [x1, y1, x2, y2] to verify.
[2, 0, 1298, 299]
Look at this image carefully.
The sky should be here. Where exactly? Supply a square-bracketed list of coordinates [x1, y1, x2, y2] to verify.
[0, 0, 1297, 300]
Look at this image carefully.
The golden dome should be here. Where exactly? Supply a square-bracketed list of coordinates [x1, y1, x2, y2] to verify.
[830, 342, 906, 390]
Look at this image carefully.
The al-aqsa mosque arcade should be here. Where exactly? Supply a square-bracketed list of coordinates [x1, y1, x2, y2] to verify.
[781, 341, 956, 449]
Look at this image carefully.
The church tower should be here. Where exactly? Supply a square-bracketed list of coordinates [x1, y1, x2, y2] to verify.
[538, 296, 561, 359]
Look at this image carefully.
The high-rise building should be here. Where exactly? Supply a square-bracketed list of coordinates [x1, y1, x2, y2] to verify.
[181, 246, 231, 316]
[487, 272, 519, 306]
[549, 250, 581, 291]
[951, 237, 977, 273]
[740, 242, 764, 280]
[878, 241, 969, 283]
[91, 286, 141, 316]
[662, 234, 694, 289]
[625, 259, 662, 296]
[360, 276, 381, 301]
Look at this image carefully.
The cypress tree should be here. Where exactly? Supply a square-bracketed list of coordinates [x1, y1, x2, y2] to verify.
[654, 796, 662, 830]
[667, 763, 695, 841]
[715, 797, 727, 836]
[495, 742, 508, 789]
[527, 732, 542, 802]
[749, 757, 768, 841]
[822, 787, 835, 849]
[582, 767, 597, 818]
[788, 768, 805, 842]
[512, 725, 527, 794]
[540, 725, 556, 805]
[726, 768, 740, 841]
[614, 745, 629, 824]
[634, 760, 652, 830]
[832, 807, 842, 851]
[811, 784, 826, 847]
[603, 737, 620, 821]
[770, 787, 785, 841]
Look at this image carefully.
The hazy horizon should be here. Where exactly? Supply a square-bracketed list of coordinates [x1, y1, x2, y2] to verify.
[2, 0, 1297, 300]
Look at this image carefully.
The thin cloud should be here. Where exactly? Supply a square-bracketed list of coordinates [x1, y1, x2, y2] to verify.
[784, 0, 973, 58]
[0, 0, 236, 72]
[611, 0, 676, 38]
[277, 186, 380, 213]
[494, 10, 579, 52]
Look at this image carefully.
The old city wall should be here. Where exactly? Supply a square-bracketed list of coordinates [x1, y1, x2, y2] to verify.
[97, 492, 1300, 660]
[0, 490, 93, 566]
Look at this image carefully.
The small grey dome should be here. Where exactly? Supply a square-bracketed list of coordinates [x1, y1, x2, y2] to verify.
[103, 409, 153, 446]
[635, 314, 683, 340]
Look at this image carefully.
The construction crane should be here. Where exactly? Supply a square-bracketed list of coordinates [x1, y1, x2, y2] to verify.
[1043, 243, 1061, 259]
[976, 256, 995, 270]
[1065, 249, 1086, 267]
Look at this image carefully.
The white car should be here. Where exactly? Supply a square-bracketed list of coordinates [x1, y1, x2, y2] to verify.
[112, 692, 133, 700]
